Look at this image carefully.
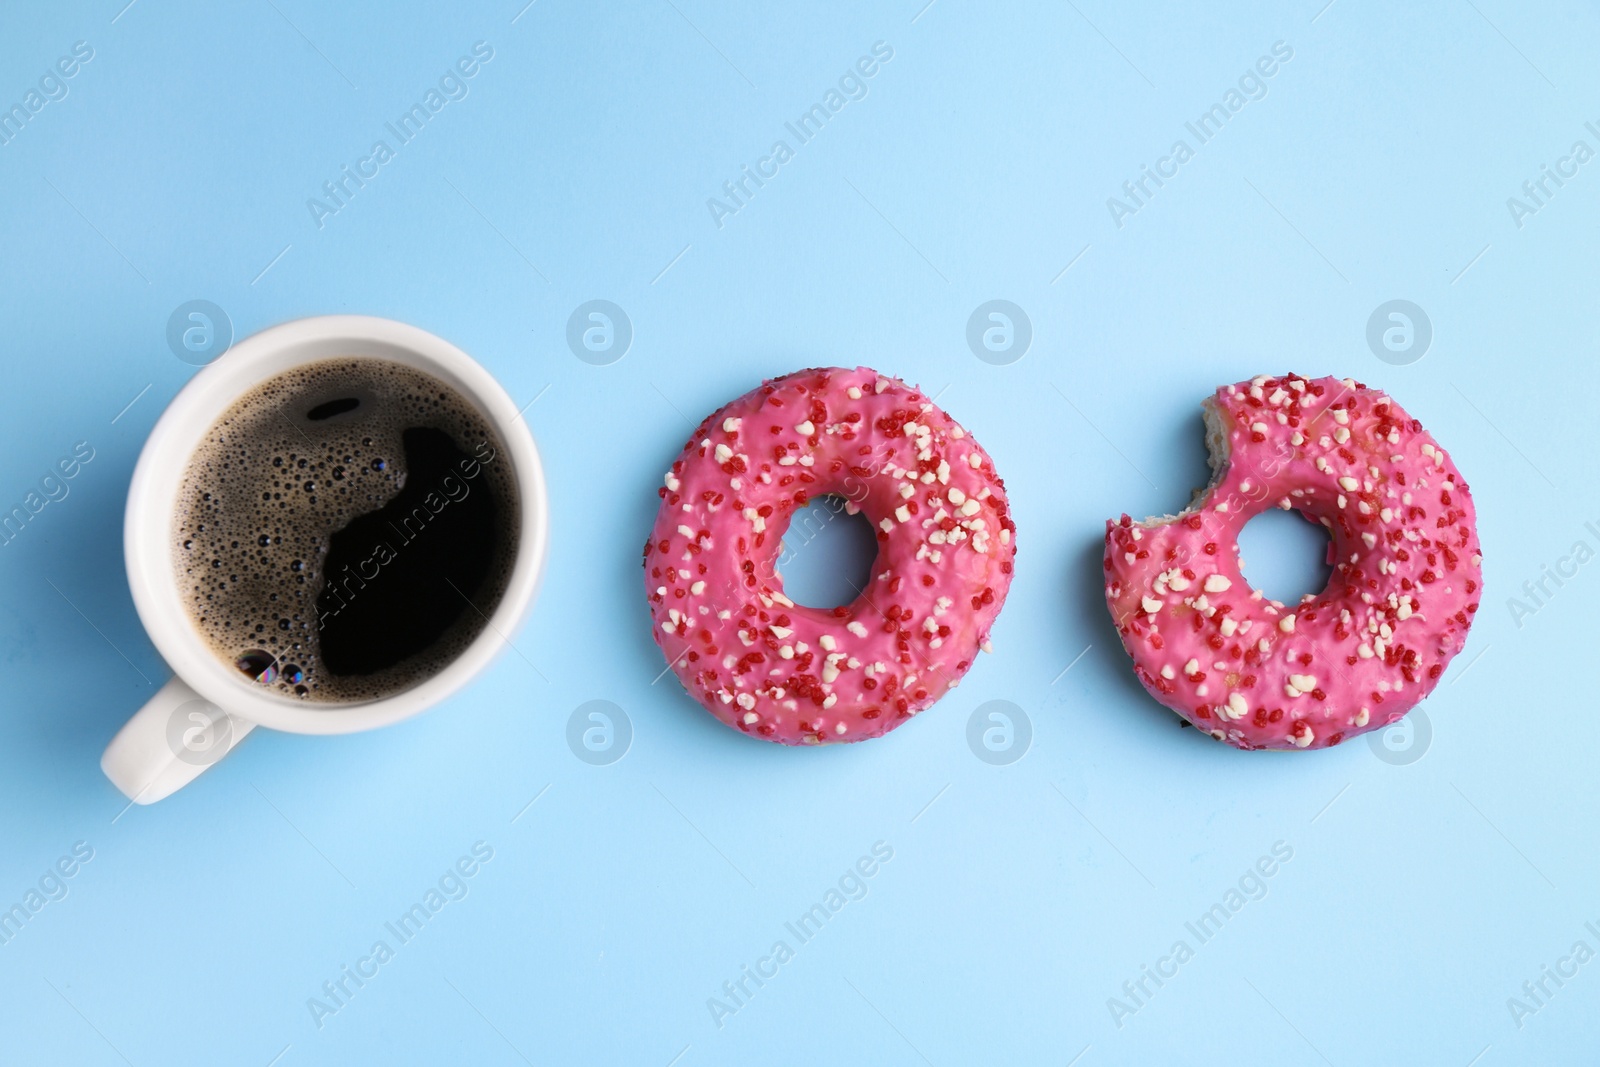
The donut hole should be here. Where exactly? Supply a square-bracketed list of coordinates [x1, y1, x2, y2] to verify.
[1237, 508, 1333, 606]
[776, 495, 878, 609]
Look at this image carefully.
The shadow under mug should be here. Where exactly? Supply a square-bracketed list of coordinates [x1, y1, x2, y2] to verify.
[102, 316, 549, 804]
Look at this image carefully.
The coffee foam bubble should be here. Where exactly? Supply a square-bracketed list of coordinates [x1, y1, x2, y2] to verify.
[172, 358, 519, 703]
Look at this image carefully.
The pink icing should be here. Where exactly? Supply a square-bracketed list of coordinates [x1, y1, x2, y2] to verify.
[644, 367, 1017, 745]
[1103, 373, 1483, 751]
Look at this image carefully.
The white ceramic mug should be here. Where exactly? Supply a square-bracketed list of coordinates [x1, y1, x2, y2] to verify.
[102, 316, 548, 804]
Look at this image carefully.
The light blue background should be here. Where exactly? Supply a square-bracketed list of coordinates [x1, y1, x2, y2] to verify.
[1, 1, 1595, 1063]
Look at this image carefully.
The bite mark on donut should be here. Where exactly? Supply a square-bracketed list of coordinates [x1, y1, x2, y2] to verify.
[1126, 397, 1237, 531]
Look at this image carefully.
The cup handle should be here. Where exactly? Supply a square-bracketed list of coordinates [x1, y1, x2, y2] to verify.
[101, 677, 256, 804]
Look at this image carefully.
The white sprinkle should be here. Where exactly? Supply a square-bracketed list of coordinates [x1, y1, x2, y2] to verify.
[795, 420, 815, 436]
[1203, 575, 1231, 593]
[1141, 595, 1163, 614]
[847, 621, 869, 637]
[1278, 614, 1296, 633]
[769, 625, 793, 639]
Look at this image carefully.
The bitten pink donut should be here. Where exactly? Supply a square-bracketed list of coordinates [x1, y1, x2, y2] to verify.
[1103, 373, 1482, 751]
[644, 367, 1017, 745]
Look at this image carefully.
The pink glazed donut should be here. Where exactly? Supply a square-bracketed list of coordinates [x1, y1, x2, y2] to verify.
[1103, 373, 1482, 751]
[644, 367, 1017, 745]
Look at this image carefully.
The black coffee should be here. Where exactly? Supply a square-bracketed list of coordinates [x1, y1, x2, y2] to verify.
[173, 359, 519, 703]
